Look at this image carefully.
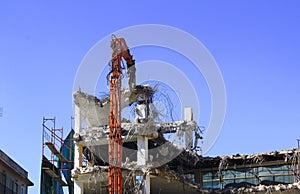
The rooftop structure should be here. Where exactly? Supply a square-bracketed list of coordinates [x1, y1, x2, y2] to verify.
[0, 149, 34, 194]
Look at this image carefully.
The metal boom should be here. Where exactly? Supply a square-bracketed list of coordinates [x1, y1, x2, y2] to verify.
[108, 35, 135, 194]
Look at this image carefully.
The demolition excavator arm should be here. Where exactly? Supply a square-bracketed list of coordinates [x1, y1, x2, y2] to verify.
[108, 35, 135, 194]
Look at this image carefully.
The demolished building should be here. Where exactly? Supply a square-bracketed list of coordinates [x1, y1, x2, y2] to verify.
[40, 36, 300, 193]
[71, 89, 300, 194]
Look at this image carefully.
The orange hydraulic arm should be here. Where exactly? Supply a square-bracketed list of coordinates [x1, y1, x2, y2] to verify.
[108, 35, 135, 194]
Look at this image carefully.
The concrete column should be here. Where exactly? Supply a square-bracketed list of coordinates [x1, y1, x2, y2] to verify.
[137, 136, 148, 165]
[74, 181, 84, 194]
[184, 107, 193, 150]
[74, 104, 82, 168]
[137, 136, 150, 194]
[74, 104, 83, 193]
[144, 175, 150, 194]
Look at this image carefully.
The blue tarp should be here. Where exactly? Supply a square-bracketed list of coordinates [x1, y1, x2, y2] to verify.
[61, 129, 74, 194]
[40, 155, 63, 194]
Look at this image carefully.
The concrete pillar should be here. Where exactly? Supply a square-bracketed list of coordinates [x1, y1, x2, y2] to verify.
[144, 175, 150, 194]
[74, 181, 84, 194]
[184, 107, 193, 150]
[74, 104, 83, 193]
[137, 136, 148, 165]
[137, 136, 150, 194]
[74, 104, 82, 168]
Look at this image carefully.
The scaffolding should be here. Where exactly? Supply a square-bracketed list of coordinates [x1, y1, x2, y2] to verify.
[41, 117, 74, 193]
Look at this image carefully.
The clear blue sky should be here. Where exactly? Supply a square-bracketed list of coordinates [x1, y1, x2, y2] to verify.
[1, 1, 300, 193]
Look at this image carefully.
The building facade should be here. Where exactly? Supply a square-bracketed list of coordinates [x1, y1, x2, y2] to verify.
[0, 149, 34, 194]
